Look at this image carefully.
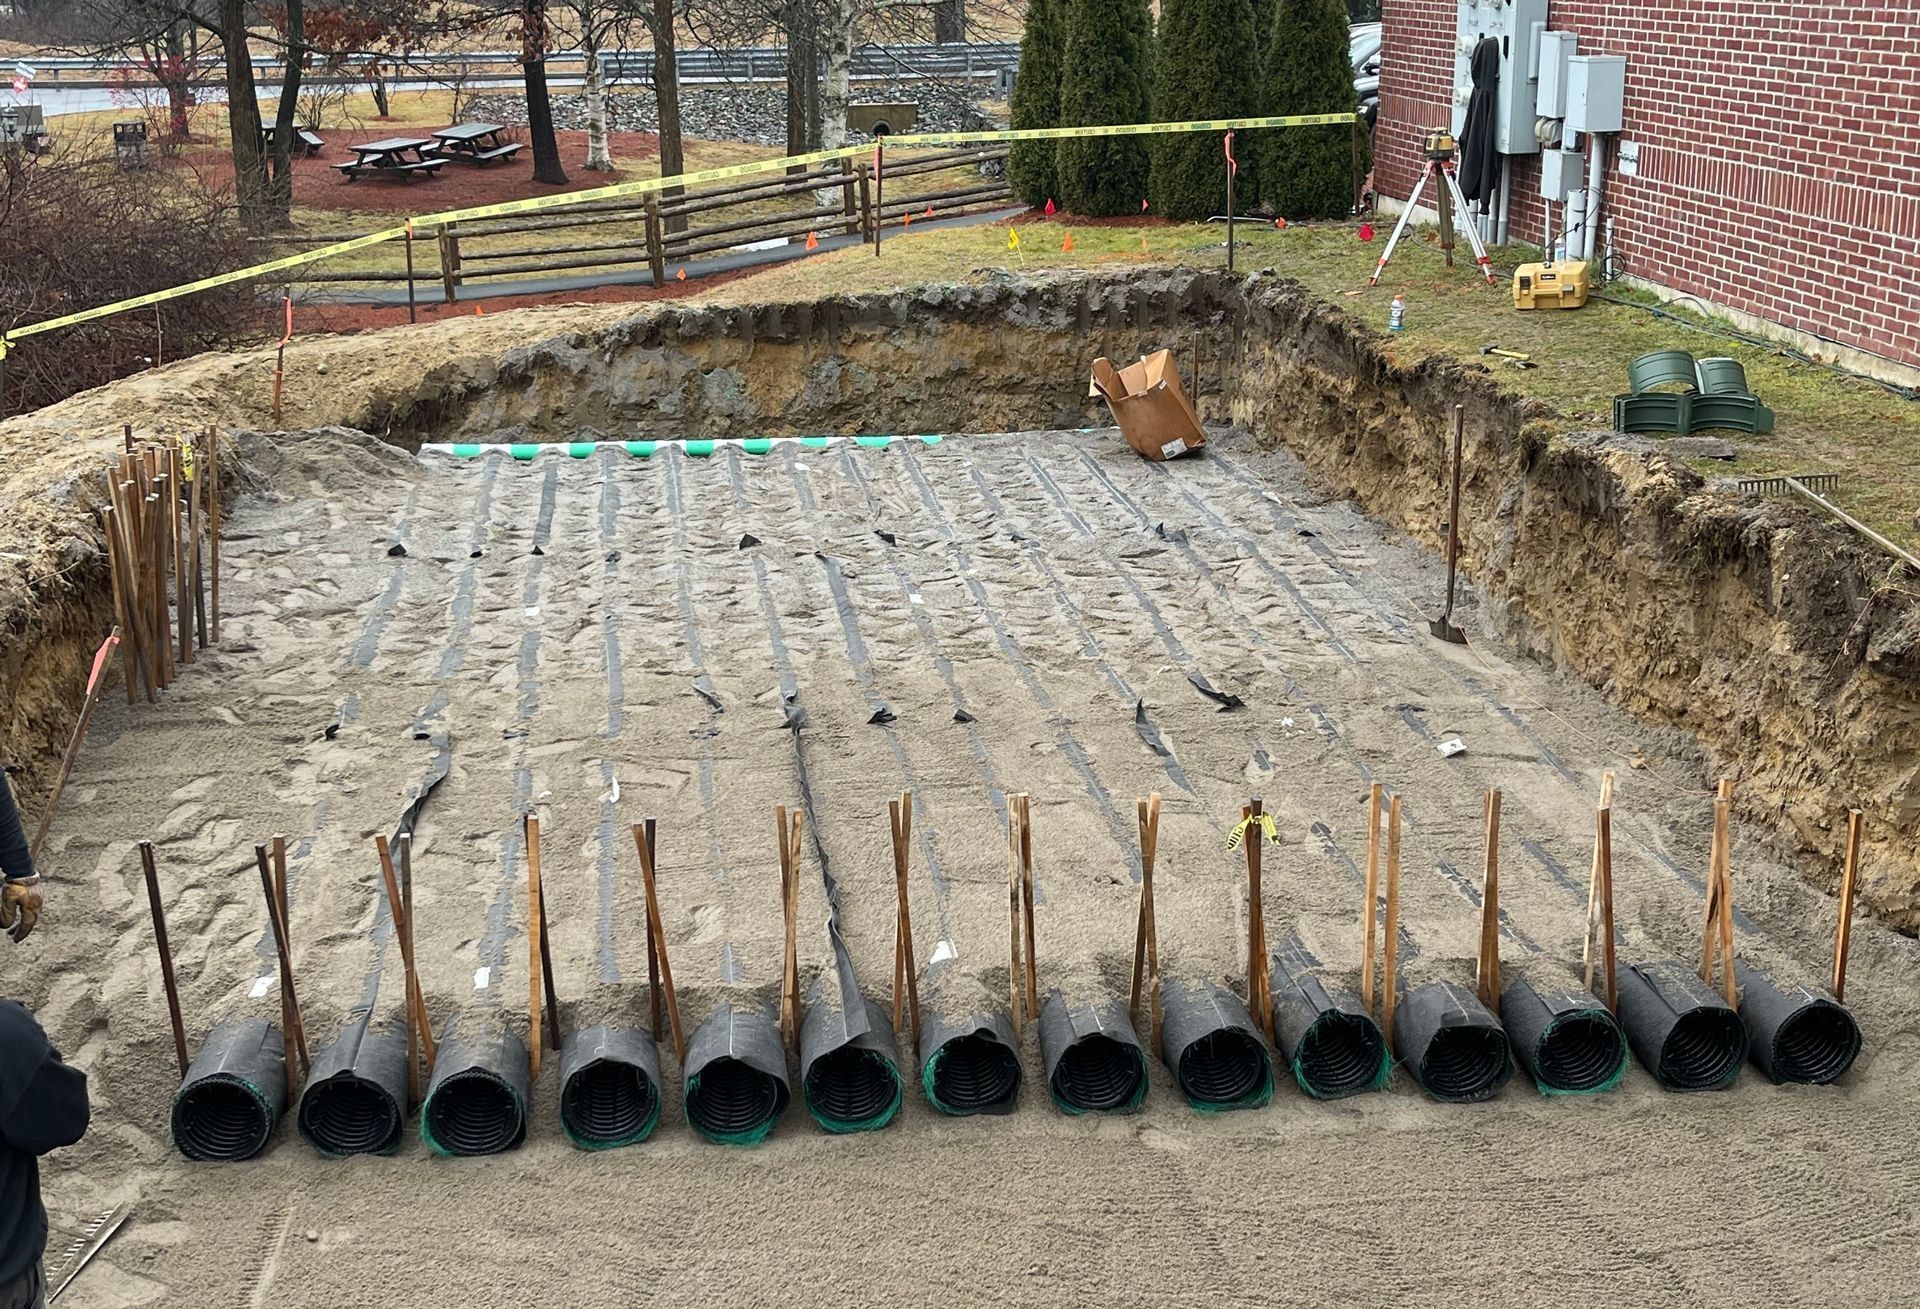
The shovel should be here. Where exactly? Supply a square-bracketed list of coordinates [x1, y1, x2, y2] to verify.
[1430, 404, 1468, 645]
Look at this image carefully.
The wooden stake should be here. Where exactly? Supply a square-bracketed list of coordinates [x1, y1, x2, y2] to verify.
[1476, 789, 1502, 1013]
[103, 511, 137, 706]
[255, 843, 310, 1080]
[138, 841, 190, 1078]
[525, 814, 560, 1077]
[1243, 799, 1273, 1032]
[888, 793, 922, 1047]
[776, 806, 802, 1051]
[1019, 794, 1037, 1021]
[186, 452, 206, 649]
[633, 819, 685, 1064]
[1597, 805, 1617, 1013]
[1128, 794, 1163, 1049]
[396, 837, 420, 1104]
[29, 627, 121, 860]
[167, 445, 190, 666]
[1007, 795, 1026, 1039]
[1381, 795, 1403, 1047]
[1833, 809, 1863, 1002]
[1701, 780, 1738, 1005]
[207, 429, 221, 642]
[1361, 782, 1382, 1013]
[1581, 771, 1618, 992]
[377, 834, 435, 1081]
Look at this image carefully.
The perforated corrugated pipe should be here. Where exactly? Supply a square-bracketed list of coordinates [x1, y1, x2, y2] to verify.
[1391, 980, 1513, 1103]
[297, 1015, 409, 1156]
[559, 1024, 662, 1150]
[419, 1017, 531, 1156]
[1615, 961, 1747, 1092]
[172, 1018, 288, 1162]
[1038, 992, 1147, 1115]
[801, 995, 903, 1133]
[918, 1009, 1022, 1116]
[1499, 979, 1627, 1096]
[1159, 978, 1272, 1112]
[1270, 941, 1388, 1100]
[1733, 961, 1860, 1086]
[683, 1002, 791, 1145]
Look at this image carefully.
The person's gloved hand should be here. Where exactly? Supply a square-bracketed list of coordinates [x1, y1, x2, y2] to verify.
[0, 877, 42, 943]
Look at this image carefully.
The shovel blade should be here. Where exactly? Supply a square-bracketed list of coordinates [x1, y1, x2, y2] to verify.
[1428, 617, 1467, 645]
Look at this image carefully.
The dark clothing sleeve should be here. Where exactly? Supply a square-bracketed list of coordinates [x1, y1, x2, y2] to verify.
[0, 1001, 90, 1286]
[0, 774, 31, 882]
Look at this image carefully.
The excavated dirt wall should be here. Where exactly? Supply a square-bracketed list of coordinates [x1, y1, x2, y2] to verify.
[3, 269, 1916, 923]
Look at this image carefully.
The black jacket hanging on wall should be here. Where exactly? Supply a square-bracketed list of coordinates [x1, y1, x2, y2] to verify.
[1458, 37, 1503, 206]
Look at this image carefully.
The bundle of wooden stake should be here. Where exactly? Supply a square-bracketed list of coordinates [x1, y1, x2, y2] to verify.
[99, 426, 220, 703]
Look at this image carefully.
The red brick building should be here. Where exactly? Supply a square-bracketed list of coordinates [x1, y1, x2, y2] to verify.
[1375, 1, 1920, 376]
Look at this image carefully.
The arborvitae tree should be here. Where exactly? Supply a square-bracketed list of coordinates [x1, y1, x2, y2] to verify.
[1149, 0, 1261, 221]
[1259, 0, 1365, 218]
[1009, 0, 1067, 208]
[1055, 0, 1153, 216]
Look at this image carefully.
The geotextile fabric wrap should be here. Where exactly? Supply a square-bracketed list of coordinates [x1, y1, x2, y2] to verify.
[1615, 961, 1747, 1092]
[1269, 943, 1389, 1099]
[1158, 978, 1272, 1112]
[559, 1024, 663, 1150]
[1038, 991, 1147, 1115]
[800, 995, 903, 1133]
[297, 1014, 410, 1156]
[1390, 980, 1512, 1103]
[172, 1018, 287, 1162]
[683, 1002, 791, 1145]
[917, 1009, 1022, 1116]
[419, 1017, 531, 1156]
[1733, 961, 1860, 1086]
[1499, 978, 1627, 1096]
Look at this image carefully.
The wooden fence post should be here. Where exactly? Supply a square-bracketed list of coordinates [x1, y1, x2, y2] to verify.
[841, 156, 860, 237]
[436, 224, 461, 304]
[643, 194, 667, 287]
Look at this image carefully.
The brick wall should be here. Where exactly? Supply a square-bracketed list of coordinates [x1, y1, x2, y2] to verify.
[1377, 1, 1920, 369]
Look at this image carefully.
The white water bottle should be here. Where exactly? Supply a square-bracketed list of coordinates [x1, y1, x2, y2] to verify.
[1388, 295, 1407, 332]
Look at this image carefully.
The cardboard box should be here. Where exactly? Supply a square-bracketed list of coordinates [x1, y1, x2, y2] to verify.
[1089, 350, 1207, 461]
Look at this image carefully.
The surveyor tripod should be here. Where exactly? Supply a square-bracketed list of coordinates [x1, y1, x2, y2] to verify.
[1368, 134, 1496, 288]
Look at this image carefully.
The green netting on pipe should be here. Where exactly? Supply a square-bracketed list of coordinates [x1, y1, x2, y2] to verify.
[1289, 1039, 1391, 1100]
[1533, 1011, 1630, 1097]
[683, 1068, 779, 1146]
[807, 1051, 904, 1135]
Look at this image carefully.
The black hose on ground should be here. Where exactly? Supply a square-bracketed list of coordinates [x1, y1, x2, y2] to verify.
[683, 1002, 791, 1145]
[1734, 960, 1861, 1085]
[558, 1024, 662, 1150]
[1269, 941, 1389, 1099]
[1391, 980, 1513, 1103]
[172, 1018, 288, 1162]
[1038, 991, 1147, 1115]
[918, 1009, 1022, 1116]
[419, 1017, 531, 1156]
[1499, 978, 1627, 1096]
[296, 1014, 409, 1156]
[1615, 961, 1748, 1092]
[1159, 977, 1272, 1112]
[801, 995, 903, 1133]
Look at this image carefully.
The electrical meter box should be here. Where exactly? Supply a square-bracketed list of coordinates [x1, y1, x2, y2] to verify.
[1453, 0, 1549, 155]
[1535, 30, 1578, 119]
[1566, 54, 1627, 133]
[1539, 148, 1583, 200]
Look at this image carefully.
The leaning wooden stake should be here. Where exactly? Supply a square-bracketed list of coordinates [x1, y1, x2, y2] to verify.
[775, 805, 802, 1050]
[168, 444, 190, 666]
[394, 837, 420, 1104]
[1475, 789, 1503, 1013]
[1381, 795, 1403, 1048]
[1701, 779, 1738, 1006]
[29, 628, 121, 861]
[1596, 804, 1617, 1013]
[1360, 782, 1383, 1013]
[254, 843, 310, 1081]
[1242, 798, 1273, 1032]
[633, 819, 685, 1064]
[1128, 793, 1163, 1049]
[1581, 771, 1618, 992]
[1007, 795, 1027, 1040]
[1019, 795, 1037, 1020]
[889, 792, 922, 1048]
[138, 841, 191, 1078]
[376, 834, 436, 1089]
[525, 814, 562, 1078]
[206, 429, 221, 642]
[1833, 809, 1863, 1002]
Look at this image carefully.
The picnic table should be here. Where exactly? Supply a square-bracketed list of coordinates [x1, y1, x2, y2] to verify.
[333, 137, 444, 182]
[425, 123, 525, 167]
[261, 125, 326, 156]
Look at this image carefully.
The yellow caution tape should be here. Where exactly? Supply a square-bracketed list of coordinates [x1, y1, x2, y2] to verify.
[1225, 813, 1279, 851]
[178, 433, 196, 480]
[0, 112, 1359, 354]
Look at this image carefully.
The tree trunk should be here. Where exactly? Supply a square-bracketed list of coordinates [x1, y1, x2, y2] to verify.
[371, 65, 391, 117]
[819, 0, 854, 151]
[266, 0, 304, 224]
[581, 11, 613, 171]
[522, 1, 569, 185]
[785, 1, 820, 168]
[934, 0, 964, 44]
[163, 20, 191, 139]
[650, 0, 684, 226]
[220, 0, 274, 232]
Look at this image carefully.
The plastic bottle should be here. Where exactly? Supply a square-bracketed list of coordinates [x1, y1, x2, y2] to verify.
[1388, 295, 1406, 332]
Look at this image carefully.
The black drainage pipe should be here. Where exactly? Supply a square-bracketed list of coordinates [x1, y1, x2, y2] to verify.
[419, 1017, 531, 1156]
[1038, 991, 1148, 1115]
[683, 1002, 791, 1145]
[1499, 978, 1627, 1096]
[297, 1014, 410, 1156]
[1160, 978, 1273, 1112]
[1391, 981, 1512, 1103]
[1270, 942, 1388, 1100]
[559, 1024, 662, 1150]
[801, 995, 903, 1133]
[1734, 961, 1861, 1085]
[172, 1018, 287, 1162]
[919, 1009, 1022, 1116]
[1615, 961, 1747, 1092]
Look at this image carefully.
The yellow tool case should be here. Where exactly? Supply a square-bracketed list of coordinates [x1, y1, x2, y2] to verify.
[1513, 260, 1590, 310]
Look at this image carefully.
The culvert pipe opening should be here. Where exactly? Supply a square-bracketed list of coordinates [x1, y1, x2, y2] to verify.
[420, 1024, 531, 1157]
[1270, 945, 1389, 1100]
[921, 1024, 1023, 1116]
[1499, 979, 1627, 1096]
[800, 996, 904, 1134]
[1039, 992, 1147, 1115]
[683, 1004, 791, 1145]
[171, 1018, 287, 1163]
[559, 1025, 663, 1150]
[1160, 978, 1273, 1112]
[1616, 961, 1747, 1092]
[1391, 981, 1513, 1103]
[297, 1020, 410, 1157]
[1734, 961, 1861, 1086]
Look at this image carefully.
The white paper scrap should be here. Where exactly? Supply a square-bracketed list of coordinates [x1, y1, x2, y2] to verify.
[473, 966, 491, 990]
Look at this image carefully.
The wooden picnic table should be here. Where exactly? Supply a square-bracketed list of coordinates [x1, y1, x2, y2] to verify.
[333, 137, 444, 182]
[425, 123, 525, 167]
[261, 124, 326, 156]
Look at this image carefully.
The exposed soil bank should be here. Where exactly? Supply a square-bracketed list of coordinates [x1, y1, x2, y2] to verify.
[3, 268, 1915, 925]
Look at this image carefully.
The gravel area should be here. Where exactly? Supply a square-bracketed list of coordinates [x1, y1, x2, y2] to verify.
[467, 79, 998, 147]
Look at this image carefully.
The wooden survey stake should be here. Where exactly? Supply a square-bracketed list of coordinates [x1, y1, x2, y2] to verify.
[376, 834, 436, 1095]
[1006, 794, 1038, 1039]
[1241, 798, 1273, 1033]
[1475, 790, 1503, 1012]
[254, 842, 310, 1081]
[1700, 780, 1737, 1006]
[1581, 772, 1618, 994]
[1381, 795, 1403, 1048]
[776, 805, 802, 1050]
[633, 819, 685, 1064]
[1833, 809, 1862, 1002]
[1129, 793, 1163, 1049]
[138, 841, 190, 1078]
[1361, 783, 1383, 1013]
[525, 814, 562, 1079]
[889, 793, 922, 1048]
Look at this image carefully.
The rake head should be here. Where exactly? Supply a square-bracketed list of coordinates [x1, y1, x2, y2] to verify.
[1737, 473, 1841, 497]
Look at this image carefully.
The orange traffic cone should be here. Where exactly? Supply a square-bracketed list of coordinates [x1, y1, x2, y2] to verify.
[1062, 231, 1075, 253]
[924, 204, 934, 218]
[676, 268, 687, 281]
[903, 212, 912, 227]
[806, 231, 819, 250]
[474, 305, 485, 316]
